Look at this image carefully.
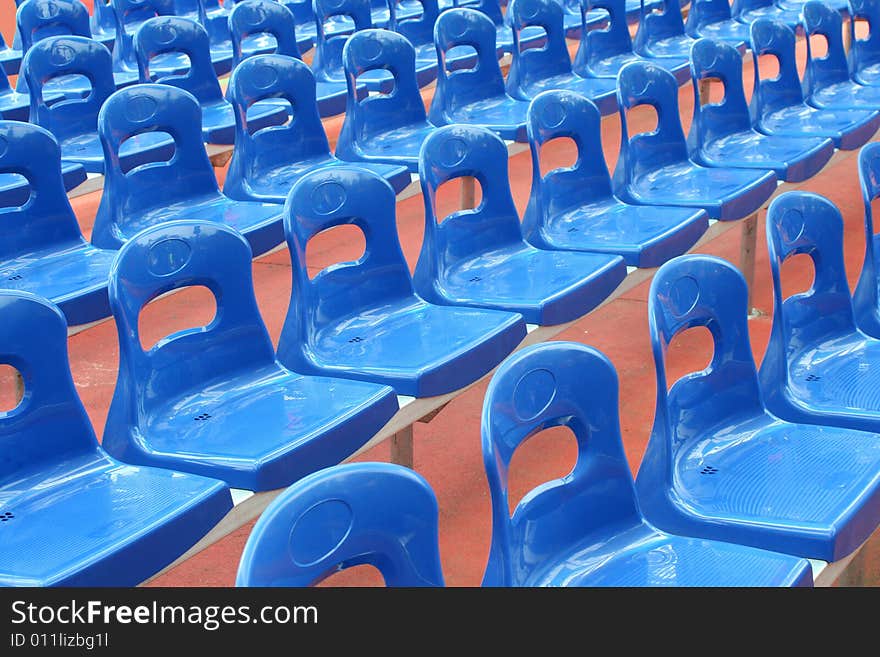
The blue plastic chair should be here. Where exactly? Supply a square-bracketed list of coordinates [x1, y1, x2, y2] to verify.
[103, 220, 399, 491]
[236, 463, 444, 586]
[760, 191, 880, 435]
[613, 61, 778, 220]
[684, 0, 752, 45]
[688, 38, 835, 182]
[110, 0, 192, 78]
[226, 0, 314, 55]
[415, 125, 627, 325]
[0, 290, 234, 586]
[523, 91, 709, 268]
[848, 0, 880, 86]
[732, 0, 803, 29]
[855, 142, 880, 338]
[93, 84, 285, 255]
[749, 19, 880, 150]
[453, 0, 546, 53]
[391, 0, 476, 80]
[90, 0, 119, 48]
[573, 0, 689, 84]
[225, 54, 410, 202]
[481, 342, 814, 586]
[337, 29, 439, 172]
[506, 0, 617, 113]
[429, 9, 530, 141]
[229, 0, 362, 117]
[184, 0, 241, 76]
[633, 0, 730, 64]
[0, 65, 28, 121]
[0, 122, 114, 326]
[801, 1, 880, 109]
[278, 166, 527, 397]
[23, 36, 175, 173]
[636, 254, 880, 562]
[133, 16, 287, 144]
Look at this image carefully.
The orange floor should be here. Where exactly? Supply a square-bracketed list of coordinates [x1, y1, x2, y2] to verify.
[3, 9, 878, 586]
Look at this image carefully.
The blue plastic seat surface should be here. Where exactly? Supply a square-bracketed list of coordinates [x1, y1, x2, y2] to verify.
[337, 29, 438, 172]
[481, 341, 813, 587]
[237, 463, 444, 586]
[429, 9, 530, 141]
[0, 122, 114, 326]
[278, 166, 527, 397]
[688, 38, 834, 182]
[733, 0, 803, 29]
[524, 90, 708, 268]
[0, 291, 233, 586]
[635, 254, 880, 562]
[749, 19, 880, 150]
[94, 84, 284, 256]
[855, 143, 880, 338]
[614, 60, 777, 220]
[103, 220, 399, 491]
[685, 0, 752, 44]
[415, 125, 627, 325]
[225, 55, 410, 202]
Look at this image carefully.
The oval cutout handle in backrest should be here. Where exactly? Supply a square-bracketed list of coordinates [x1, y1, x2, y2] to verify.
[584, 0, 633, 59]
[801, 1, 850, 84]
[17, 0, 92, 52]
[229, 0, 302, 66]
[236, 463, 444, 587]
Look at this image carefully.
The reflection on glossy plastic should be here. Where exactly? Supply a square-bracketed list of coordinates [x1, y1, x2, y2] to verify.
[481, 341, 814, 586]
[103, 220, 399, 490]
[855, 143, 880, 337]
[0, 290, 233, 586]
[732, 0, 802, 29]
[685, 0, 751, 45]
[636, 253, 880, 561]
[633, 0, 710, 61]
[848, 0, 880, 87]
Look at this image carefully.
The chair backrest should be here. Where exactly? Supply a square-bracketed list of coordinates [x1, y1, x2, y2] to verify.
[228, 0, 302, 68]
[764, 192, 857, 370]
[0, 121, 86, 260]
[236, 462, 445, 586]
[0, 291, 100, 483]
[687, 38, 753, 154]
[110, 0, 176, 72]
[22, 36, 115, 144]
[278, 0, 317, 28]
[339, 29, 427, 145]
[574, 0, 634, 75]
[134, 16, 224, 104]
[226, 54, 332, 195]
[855, 142, 880, 336]
[415, 125, 523, 288]
[634, 0, 687, 53]
[278, 166, 415, 364]
[92, 0, 117, 34]
[647, 255, 765, 467]
[801, 0, 850, 92]
[508, 0, 574, 96]
[613, 60, 688, 189]
[748, 19, 805, 118]
[455, 0, 503, 26]
[93, 84, 219, 249]
[849, 0, 880, 76]
[685, 0, 733, 37]
[732, 0, 776, 17]
[312, 0, 373, 84]
[108, 220, 277, 418]
[16, 0, 92, 53]
[481, 341, 640, 587]
[431, 8, 506, 120]
[523, 90, 615, 235]
[390, 0, 440, 49]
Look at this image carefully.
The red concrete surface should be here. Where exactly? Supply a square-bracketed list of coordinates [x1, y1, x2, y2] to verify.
[3, 5, 878, 585]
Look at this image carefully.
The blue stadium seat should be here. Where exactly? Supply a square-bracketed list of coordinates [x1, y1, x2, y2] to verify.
[225, 0, 314, 54]
[337, 29, 438, 171]
[0, 166, 86, 207]
[749, 19, 880, 149]
[93, 84, 285, 255]
[133, 16, 287, 144]
[481, 341, 814, 586]
[453, 0, 547, 54]
[414, 125, 627, 325]
[23, 36, 174, 173]
[506, 0, 617, 113]
[855, 142, 880, 337]
[848, 0, 880, 86]
[89, 0, 120, 48]
[634, 0, 733, 63]
[0, 65, 28, 121]
[0, 122, 114, 326]
[0, 290, 233, 586]
[573, 0, 690, 84]
[613, 60, 778, 220]
[388, 0, 447, 86]
[225, 54, 410, 202]
[236, 463, 444, 586]
[523, 90, 709, 268]
[110, 0, 194, 78]
[102, 220, 399, 491]
[732, 0, 803, 30]
[229, 0, 363, 117]
[801, 1, 880, 109]
[277, 166, 527, 397]
[684, 0, 752, 45]
[429, 9, 530, 141]
[636, 253, 880, 562]
[760, 191, 880, 434]
[688, 38, 835, 182]
[183, 0, 251, 75]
